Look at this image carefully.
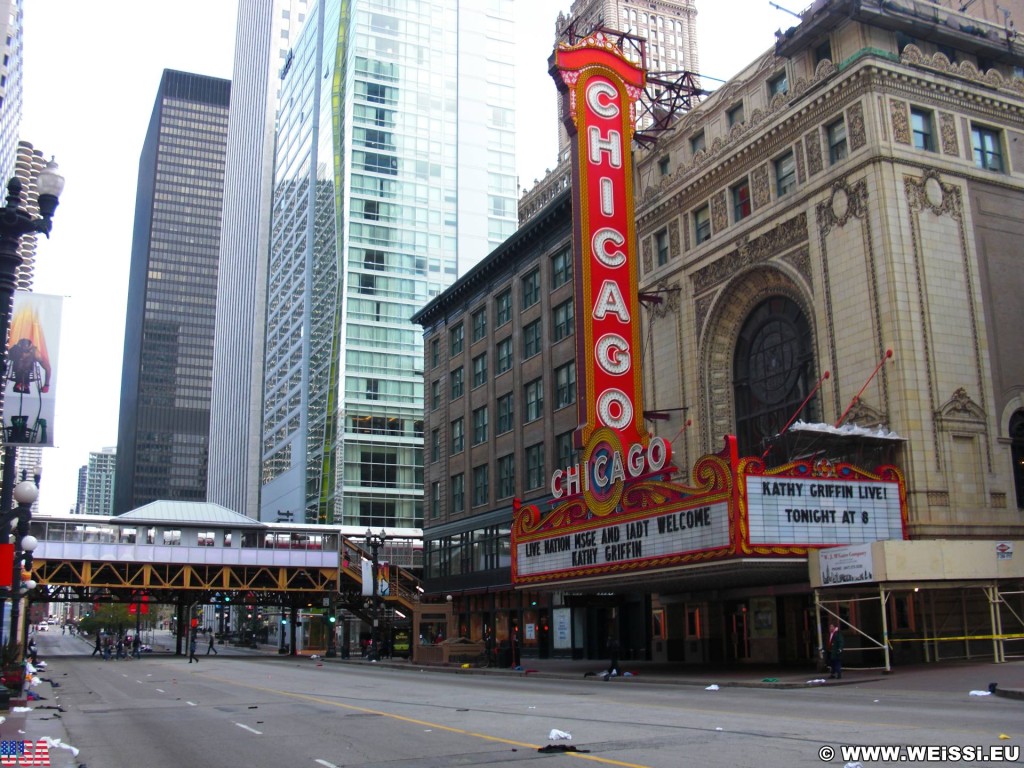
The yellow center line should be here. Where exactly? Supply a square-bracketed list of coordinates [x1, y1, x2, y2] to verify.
[203, 673, 654, 768]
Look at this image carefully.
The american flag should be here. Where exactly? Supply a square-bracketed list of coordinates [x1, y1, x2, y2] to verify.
[0, 739, 50, 766]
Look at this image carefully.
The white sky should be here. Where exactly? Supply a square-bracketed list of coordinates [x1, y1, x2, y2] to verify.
[20, 0, 790, 514]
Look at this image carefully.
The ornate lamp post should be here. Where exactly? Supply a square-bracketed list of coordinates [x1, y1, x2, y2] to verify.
[364, 528, 387, 661]
[0, 159, 63, 673]
[8, 480, 38, 652]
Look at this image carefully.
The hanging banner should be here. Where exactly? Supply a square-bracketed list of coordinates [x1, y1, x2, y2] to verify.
[3, 292, 63, 447]
[0, 542, 13, 588]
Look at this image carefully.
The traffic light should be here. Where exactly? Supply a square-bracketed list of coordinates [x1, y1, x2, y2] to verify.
[328, 615, 336, 624]
[225, 595, 231, 603]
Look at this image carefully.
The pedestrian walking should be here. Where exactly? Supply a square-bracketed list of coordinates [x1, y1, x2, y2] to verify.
[826, 621, 844, 679]
[189, 634, 200, 663]
[132, 634, 142, 659]
[92, 633, 102, 657]
[603, 635, 620, 680]
[207, 631, 218, 655]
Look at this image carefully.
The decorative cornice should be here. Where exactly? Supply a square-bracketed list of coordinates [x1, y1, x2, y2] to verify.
[693, 213, 808, 296]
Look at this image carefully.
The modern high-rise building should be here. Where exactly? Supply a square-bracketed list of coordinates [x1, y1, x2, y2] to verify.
[83, 446, 116, 516]
[114, 70, 230, 514]
[259, 0, 519, 525]
[208, 0, 311, 519]
[74, 464, 87, 514]
[0, 0, 23, 182]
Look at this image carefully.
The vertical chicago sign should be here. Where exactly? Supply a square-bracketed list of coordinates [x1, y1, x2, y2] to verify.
[549, 33, 660, 517]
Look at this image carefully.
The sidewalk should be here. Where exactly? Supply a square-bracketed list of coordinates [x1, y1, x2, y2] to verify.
[334, 653, 1024, 700]
[0, 678, 78, 768]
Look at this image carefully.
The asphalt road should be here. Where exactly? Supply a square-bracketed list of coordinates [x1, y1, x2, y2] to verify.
[19, 631, 1024, 768]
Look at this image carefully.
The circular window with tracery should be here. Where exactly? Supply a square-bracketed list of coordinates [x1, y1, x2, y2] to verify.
[733, 297, 816, 458]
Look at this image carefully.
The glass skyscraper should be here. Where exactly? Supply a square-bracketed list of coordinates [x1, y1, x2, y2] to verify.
[260, 0, 518, 525]
[115, 70, 230, 514]
[208, 0, 312, 519]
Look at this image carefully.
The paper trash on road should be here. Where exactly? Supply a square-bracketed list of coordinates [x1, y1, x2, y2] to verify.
[43, 737, 80, 758]
[548, 729, 572, 741]
[705, 684, 719, 691]
[968, 690, 992, 696]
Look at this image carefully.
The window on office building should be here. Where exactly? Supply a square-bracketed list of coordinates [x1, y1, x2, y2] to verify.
[473, 464, 489, 507]
[495, 288, 512, 326]
[473, 406, 488, 445]
[910, 107, 936, 152]
[525, 378, 544, 422]
[553, 300, 574, 342]
[972, 124, 1004, 172]
[826, 118, 847, 164]
[450, 367, 464, 399]
[496, 337, 512, 374]
[655, 228, 669, 265]
[694, 205, 711, 243]
[555, 362, 576, 409]
[522, 268, 541, 309]
[472, 353, 487, 388]
[775, 151, 796, 196]
[732, 180, 751, 222]
[498, 454, 515, 499]
[451, 417, 464, 454]
[523, 319, 542, 358]
[526, 443, 545, 490]
[449, 324, 464, 355]
[551, 247, 572, 289]
[451, 473, 464, 514]
[497, 392, 514, 433]
[471, 307, 487, 342]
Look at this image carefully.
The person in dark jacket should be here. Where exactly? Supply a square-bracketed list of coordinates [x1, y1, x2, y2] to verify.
[826, 621, 845, 679]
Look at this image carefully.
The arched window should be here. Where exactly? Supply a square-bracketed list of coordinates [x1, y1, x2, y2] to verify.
[1010, 410, 1024, 509]
[733, 296, 816, 458]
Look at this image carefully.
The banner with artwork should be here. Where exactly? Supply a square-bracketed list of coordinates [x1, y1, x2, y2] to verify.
[3, 292, 62, 447]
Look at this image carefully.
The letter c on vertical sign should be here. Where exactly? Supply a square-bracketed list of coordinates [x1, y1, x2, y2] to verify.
[586, 80, 620, 119]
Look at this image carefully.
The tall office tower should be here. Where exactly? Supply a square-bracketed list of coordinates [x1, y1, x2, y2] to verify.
[260, 0, 518, 525]
[83, 447, 116, 516]
[208, 0, 311, 519]
[555, 0, 698, 156]
[74, 464, 87, 514]
[0, 0, 23, 183]
[114, 70, 230, 515]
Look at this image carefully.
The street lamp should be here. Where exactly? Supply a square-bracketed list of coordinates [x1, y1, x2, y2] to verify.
[0, 479, 39, 662]
[364, 528, 387, 661]
[0, 161, 64, 543]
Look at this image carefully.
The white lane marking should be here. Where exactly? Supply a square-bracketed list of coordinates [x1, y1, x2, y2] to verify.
[155, 689, 165, 693]
[235, 723, 262, 735]
[315, 760, 339, 768]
